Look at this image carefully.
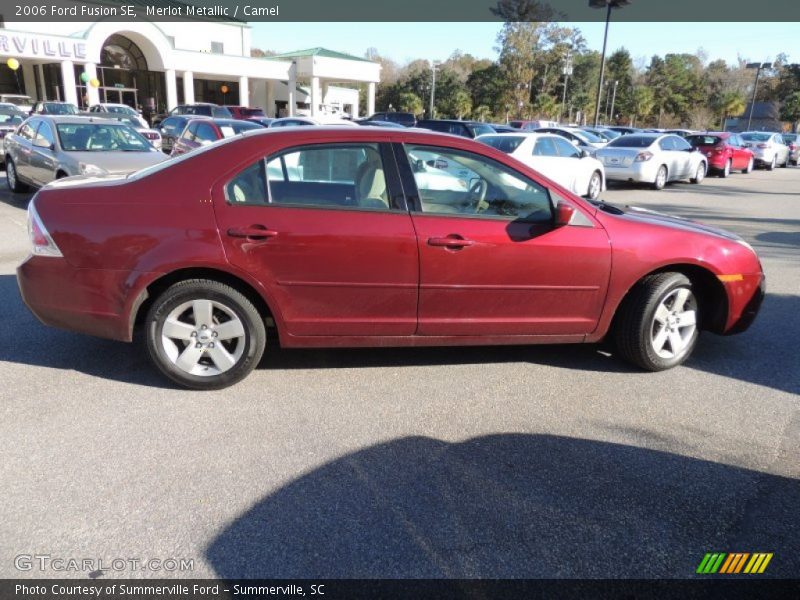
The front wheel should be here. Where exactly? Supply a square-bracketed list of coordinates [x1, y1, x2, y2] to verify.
[651, 165, 667, 190]
[145, 279, 266, 390]
[614, 272, 700, 371]
[586, 171, 602, 200]
[719, 159, 731, 178]
[690, 162, 706, 184]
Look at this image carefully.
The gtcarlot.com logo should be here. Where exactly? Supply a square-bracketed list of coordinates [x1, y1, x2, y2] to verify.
[14, 554, 194, 573]
[696, 552, 773, 574]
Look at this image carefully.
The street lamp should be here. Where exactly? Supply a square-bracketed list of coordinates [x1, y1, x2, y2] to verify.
[589, 0, 631, 127]
[745, 61, 772, 130]
[429, 60, 440, 120]
[558, 51, 573, 123]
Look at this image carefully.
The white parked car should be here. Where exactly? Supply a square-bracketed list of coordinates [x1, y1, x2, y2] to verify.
[477, 132, 606, 200]
[528, 126, 608, 150]
[89, 103, 149, 129]
[594, 133, 707, 190]
[739, 131, 790, 170]
[0, 94, 33, 113]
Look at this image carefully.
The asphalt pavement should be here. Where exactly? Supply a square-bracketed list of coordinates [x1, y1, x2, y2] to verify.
[0, 166, 797, 579]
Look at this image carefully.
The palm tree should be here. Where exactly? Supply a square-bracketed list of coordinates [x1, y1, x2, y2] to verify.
[473, 105, 492, 122]
[719, 91, 746, 130]
[533, 93, 557, 119]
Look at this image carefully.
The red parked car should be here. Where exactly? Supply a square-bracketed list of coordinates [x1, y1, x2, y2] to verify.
[170, 117, 263, 156]
[685, 132, 755, 177]
[225, 106, 267, 120]
[17, 128, 765, 390]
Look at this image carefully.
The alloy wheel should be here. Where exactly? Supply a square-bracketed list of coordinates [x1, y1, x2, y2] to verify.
[160, 299, 246, 377]
[7, 161, 16, 189]
[650, 288, 698, 360]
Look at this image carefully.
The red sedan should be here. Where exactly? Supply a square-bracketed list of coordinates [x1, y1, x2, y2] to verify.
[686, 132, 755, 177]
[17, 127, 765, 390]
[170, 117, 262, 156]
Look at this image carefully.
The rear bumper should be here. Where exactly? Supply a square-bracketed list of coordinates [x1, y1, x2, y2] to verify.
[603, 162, 658, 183]
[723, 272, 765, 335]
[17, 255, 139, 342]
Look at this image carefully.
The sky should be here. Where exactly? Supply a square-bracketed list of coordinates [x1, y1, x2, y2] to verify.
[250, 22, 798, 67]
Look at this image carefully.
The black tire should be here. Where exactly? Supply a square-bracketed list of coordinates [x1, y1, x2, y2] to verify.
[145, 279, 266, 390]
[586, 170, 602, 200]
[719, 159, 731, 178]
[651, 165, 667, 190]
[767, 155, 776, 171]
[690, 161, 706, 184]
[742, 156, 754, 174]
[6, 157, 29, 193]
[614, 272, 700, 371]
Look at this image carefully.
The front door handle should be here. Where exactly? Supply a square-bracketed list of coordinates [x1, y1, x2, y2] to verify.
[227, 225, 278, 240]
[428, 235, 475, 249]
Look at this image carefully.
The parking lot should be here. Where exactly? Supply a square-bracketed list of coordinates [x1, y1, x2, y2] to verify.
[0, 166, 798, 578]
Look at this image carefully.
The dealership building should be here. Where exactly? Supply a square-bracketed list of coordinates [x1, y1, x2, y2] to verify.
[0, 8, 380, 117]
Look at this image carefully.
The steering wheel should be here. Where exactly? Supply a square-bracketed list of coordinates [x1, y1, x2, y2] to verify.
[466, 179, 488, 213]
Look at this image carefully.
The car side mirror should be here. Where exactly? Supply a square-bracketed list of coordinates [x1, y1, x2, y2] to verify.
[554, 202, 576, 227]
[33, 138, 52, 150]
[579, 149, 590, 159]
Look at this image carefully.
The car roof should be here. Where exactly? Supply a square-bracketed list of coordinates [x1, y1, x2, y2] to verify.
[31, 115, 121, 124]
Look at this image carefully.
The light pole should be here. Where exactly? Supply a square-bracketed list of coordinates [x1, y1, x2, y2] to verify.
[559, 51, 573, 124]
[590, 0, 631, 127]
[608, 80, 619, 124]
[745, 61, 772, 130]
[429, 60, 440, 120]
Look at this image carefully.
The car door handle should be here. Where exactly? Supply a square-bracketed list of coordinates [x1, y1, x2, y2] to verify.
[227, 226, 278, 240]
[428, 235, 475, 249]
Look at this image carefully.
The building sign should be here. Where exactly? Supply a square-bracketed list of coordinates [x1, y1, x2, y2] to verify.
[0, 34, 87, 60]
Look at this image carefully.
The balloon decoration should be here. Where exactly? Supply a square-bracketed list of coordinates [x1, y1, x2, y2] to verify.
[80, 72, 90, 83]
[6, 58, 20, 71]
[89, 78, 100, 88]
[220, 85, 229, 94]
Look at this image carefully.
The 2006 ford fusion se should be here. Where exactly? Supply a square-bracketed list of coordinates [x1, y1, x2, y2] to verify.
[17, 127, 765, 390]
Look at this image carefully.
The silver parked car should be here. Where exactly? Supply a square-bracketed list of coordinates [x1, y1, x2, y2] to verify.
[594, 133, 707, 190]
[740, 131, 790, 170]
[0, 107, 26, 161]
[4, 116, 168, 193]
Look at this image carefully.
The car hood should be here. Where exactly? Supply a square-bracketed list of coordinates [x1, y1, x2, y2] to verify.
[600, 202, 745, 243]
[66, 151, 168, 174]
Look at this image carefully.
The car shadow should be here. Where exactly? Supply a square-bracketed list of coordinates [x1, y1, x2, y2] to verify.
[205, 433, 800, 578]
[1, 272, 796, 395]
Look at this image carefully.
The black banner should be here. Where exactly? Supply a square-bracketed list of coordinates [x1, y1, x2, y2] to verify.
[0, 0, 799, 22]
[2, 580, 800, 600]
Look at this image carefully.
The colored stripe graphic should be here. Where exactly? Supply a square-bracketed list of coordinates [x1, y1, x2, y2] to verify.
[699, 552, 773, 574]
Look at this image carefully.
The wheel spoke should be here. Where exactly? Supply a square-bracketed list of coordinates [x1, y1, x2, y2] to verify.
[192, 299, 214, 328]
[207, 344, 236, 372]
[162, 317, 195, 340]
[673, 288, 690, 310]
[668, 330, 684, 354]
[215, 319, 245, 341]
[676, 310, 696, 328]
[652, 327, 669, 352]
[654, 303, 670, 324]
[176, 343, 204, 372]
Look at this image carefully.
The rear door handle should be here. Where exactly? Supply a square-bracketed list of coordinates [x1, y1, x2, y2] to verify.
[428, 235, 475, 249]
[227, 225, 278, 240]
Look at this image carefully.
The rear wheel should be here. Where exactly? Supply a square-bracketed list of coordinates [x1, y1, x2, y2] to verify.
[6, 157, 28, 193]
[586, 171, 602, 200]
[690, 162, 706, 184]
[145, 279, 266, 390]
[767, 155, 776, 171]
[742, 156, 754, 174]
[652, 165, 668, 190]
[614, 272, 700, 371]
[720, 159, 731, 178]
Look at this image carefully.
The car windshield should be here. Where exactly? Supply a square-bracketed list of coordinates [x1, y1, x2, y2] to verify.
[573, 129, 602, 143]
[687, 135, 723, 147]
[56, 123, 153, 152]
[218, 121, 262, 137]
[106, 105, 137, 116]
[467, 123, 496, 137]
[607, 135, 657, 148]
[478, 135, 526, 153]
[0, 112, 23, 125]
[46, 103, 79, 115]
[741, 133, 771, 142]
[596, 128, 621, 139]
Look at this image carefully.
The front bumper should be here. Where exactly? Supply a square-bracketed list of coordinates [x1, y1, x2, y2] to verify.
[723, 272, 766, 335]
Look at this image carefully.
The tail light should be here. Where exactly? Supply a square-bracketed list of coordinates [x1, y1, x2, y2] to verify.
[27, 198, 62, 257]
[142, 132, 160, 140]
[635, 151, 653, 162]
[757, 143, 769, 149]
